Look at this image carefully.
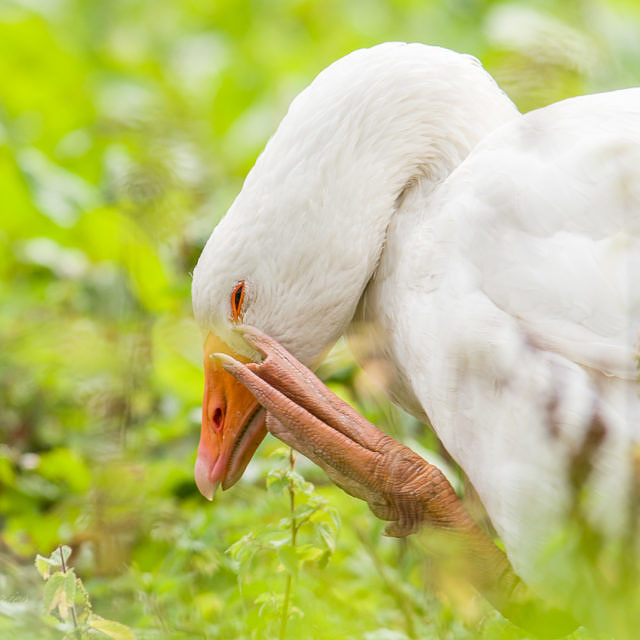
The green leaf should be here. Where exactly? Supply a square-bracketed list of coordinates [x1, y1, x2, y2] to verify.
[317, 549, 331, 569]
[35, 554, 52, 579]
[291, 503, 321, 522]
[43, 570, 75, 618]
[43, 572, 64, 612]
[329, 507, 342, 532]
[75, 575, 92, 610]
[277, 546, 298, 576]
[226, 532, 261, 567]
[88, 613, 135, 640]
[295, 544, 322, 564]
[315, 521, 337, 554]
[288, 471, 315, 496]
[61, 570, 76, 618]
[268, 447, 291, 460]
[35, 545, 72, 579]
[254, 592, 282, 618]
[266, 470, 288, 494]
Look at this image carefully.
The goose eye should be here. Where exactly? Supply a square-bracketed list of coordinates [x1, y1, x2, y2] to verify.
[231, 281, 245, 321]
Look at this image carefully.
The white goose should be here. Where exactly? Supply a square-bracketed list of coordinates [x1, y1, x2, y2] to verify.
[192, 43, 640, 631]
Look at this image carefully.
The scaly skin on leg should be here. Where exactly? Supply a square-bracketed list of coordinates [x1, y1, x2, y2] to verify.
[216, 327, 576, 636]
[216, 327, 469, 535]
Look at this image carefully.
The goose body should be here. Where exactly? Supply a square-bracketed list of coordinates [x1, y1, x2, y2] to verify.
[192, 43, 640, 623]
[353, 89, 640, 605]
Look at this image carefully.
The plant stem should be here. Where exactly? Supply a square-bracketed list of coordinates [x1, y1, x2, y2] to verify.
[59, 546, 82, 640]
[279, 448, 297, 640]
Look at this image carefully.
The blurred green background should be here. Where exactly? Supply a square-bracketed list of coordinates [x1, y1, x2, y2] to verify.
[1, 0, 639, 638]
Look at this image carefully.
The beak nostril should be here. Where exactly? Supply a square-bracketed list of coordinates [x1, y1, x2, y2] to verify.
[212, 407, 223, 431]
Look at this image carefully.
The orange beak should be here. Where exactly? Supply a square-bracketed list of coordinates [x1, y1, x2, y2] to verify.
[195, 332, 267, 500]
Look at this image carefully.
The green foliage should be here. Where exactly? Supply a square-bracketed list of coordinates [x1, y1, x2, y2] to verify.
[226, 448, 340, 638]
[33, 545, 135, 639]
[1, 0, 639, 638]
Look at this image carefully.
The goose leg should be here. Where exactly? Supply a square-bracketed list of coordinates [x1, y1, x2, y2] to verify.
[216, 326, 576, 636]
[219, 328, 475, 534]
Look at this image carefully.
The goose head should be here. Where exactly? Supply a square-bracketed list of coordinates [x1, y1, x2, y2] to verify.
[191, 42, 518, 499]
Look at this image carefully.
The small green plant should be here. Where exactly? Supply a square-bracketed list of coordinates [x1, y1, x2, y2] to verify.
[227, 447, 340, 639]
[35, 545, 134, 640]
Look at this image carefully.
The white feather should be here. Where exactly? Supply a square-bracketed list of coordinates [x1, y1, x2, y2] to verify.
[193, 43, 640, 618]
